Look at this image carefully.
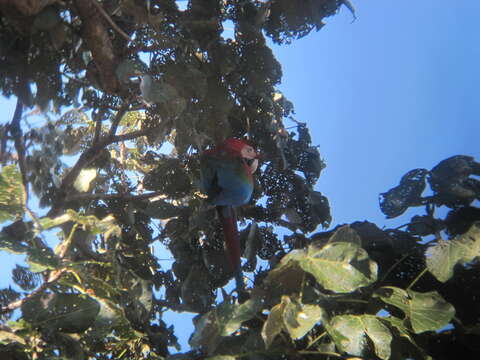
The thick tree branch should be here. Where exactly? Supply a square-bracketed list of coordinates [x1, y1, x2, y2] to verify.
[74, 0, 119, 93]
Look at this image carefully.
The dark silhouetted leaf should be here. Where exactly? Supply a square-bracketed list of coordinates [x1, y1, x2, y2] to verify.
[26, 247, 60, 272]
[143, 199, 184, 219]
[12, 265, 40, 291]
[379, 169, 428, 218]
[428, 155, 480, 207]
[22, 293, 100, 333]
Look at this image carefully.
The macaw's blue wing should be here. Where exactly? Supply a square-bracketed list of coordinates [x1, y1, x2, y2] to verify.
[200, 154, 254, 207]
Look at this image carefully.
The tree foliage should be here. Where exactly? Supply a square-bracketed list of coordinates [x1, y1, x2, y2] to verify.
[0, 1, 478, 359]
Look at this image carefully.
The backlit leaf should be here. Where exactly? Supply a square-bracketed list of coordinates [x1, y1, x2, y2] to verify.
[426, 222, 480, 282]
[327, 314, 392, 360]
[73, 168, 97, 192]
[0, 165, 23, 223]
[374, 287, 455, 333]
[262, 296, 288, 348]
[294, 241, 377, 293]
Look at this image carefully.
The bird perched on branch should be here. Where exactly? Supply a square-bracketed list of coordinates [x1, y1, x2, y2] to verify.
[200, 138, 259, 294]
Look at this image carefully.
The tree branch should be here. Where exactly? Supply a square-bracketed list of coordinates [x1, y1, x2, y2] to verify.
[73, 0, 120, 93]
[91, 0, 132, 43]
[48, 104, 154, 217]
[8, 99, 43, 234]
[66, 191, 164, 203]
[0, 269, 66, 315]
[110, 128, 151, 143]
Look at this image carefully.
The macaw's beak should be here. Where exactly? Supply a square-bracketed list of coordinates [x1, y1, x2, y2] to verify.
[246, 158, 259, 174]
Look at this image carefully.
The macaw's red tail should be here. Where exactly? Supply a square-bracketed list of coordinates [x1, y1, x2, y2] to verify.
[217, 206, 244, 291]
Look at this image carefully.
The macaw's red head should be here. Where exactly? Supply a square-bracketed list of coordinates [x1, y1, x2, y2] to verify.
[222, 138, 259, 174]
[222, 138, 257, 159]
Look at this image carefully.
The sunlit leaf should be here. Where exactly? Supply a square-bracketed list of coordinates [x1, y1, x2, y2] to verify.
[426, 222, 480, 282]
[0, 329, 26, 345]
[0, 165, 23, 223]
[280, 241, 377, 293]
[374, 287, 455, 333]
[283, 297, 324, 340]
[327, 315, 392, 360]
[262, 296, 288, 348]
[73, 168, 97, 192]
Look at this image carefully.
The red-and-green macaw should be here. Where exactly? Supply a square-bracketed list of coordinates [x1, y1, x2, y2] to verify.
[200, 138, 259, 292]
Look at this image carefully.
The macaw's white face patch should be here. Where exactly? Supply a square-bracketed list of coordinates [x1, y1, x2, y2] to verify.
[240, 145, 256, 160]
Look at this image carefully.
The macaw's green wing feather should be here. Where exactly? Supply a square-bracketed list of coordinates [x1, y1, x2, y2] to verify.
[200, 154, 253, 206]
[199, 155, 220, 198]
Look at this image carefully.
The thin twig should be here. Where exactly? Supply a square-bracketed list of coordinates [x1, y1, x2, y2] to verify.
[91, 0, 132, 43]
[111, 128, 151, 143]
[108, 103, 129, 139]
[407, 267, 428, 291]
[306, 331, 326, 349]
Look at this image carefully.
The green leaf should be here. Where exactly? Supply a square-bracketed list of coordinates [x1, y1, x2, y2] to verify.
[279, 241, 377, 293]
[328, 225, 362, 246]
[283, 298, 324, 340]
[0, 231, 28, 254]
[374, 287, 455, 333]
[426, 222, 480, 282]
[217, 297, 263, 336]
[190, 297, 262, 353]
[0, 329, 26, 345]
[124, 279, 153, 326]
[327, 314, 392, 360]
[73, 168, 97, 192]
[261, 296, 324, 348]
[26, 247, 60, 272]
[0, 165, 23, 223]
[22, 293, 100, 333]
[262, 296, 288, 348]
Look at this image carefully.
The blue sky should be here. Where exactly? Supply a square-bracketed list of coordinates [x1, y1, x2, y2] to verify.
[273, 0, 480, 228]
[1, 0, 479, 350]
